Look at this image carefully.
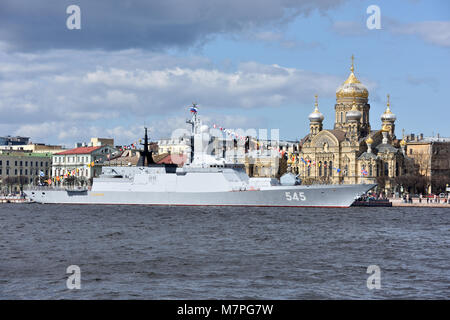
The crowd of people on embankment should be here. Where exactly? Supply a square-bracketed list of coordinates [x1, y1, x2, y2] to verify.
[390, 193, 450, 207]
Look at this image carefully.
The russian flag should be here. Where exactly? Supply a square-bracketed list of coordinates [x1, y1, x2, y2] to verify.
[189, 106, 198, 113]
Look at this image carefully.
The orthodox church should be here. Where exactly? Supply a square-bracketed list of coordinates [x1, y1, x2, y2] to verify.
[292, 56, 407, 193]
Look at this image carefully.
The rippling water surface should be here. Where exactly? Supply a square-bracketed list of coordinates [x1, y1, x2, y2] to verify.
[0, 203, 449, 299]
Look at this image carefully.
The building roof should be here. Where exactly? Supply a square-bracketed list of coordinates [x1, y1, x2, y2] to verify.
[358, 152, 377, 160]
[327, 129, 346, 142]
[55, 146, 101, 155]
[376, 143, 399, 154]
[407, 137, 450, 144]
[0, 150, 52, 158]
[155, 153, 187, 166]
[108, 151, 140, 166]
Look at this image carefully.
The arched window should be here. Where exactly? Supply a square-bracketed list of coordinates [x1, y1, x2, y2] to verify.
[319, 161, 322, 176]
[329, 161, 333, 176]
[340, 112, 343, 123]
[307, 165, 310, 177]
[324, 161, 328, 176]
[369, 164, 373, 176]
[384, 162, 389, 176]
[344, 164, 348, 177]
[395, 162, 399, 176]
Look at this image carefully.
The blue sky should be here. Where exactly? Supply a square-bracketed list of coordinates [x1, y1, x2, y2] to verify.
[0, 0, 449, 146]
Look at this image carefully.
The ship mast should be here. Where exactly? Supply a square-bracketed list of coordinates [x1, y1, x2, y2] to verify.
[186, 103, 199, 164]
[137, 127, 155, 166]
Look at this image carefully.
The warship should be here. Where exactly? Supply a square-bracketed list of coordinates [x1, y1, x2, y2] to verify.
[25, 107, 375, 207]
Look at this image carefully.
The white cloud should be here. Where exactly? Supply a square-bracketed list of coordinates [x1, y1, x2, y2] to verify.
[332, 18, 450, 48]
[0, 49, 350, 145]
[391, 21, 450, 47]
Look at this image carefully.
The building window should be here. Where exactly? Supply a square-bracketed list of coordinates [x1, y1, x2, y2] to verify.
[409, 149, 413, 155]
[384, 163, 389, 176]
[40, 162, 43, 167]
[329, 161, 333, 176]
[344, 165, 348, 177]
[324, 161, 327, 176]
[0, 160, 2, 166]
[36, 161, 38, 167]
[15, 161, 18, 166]
[20, 169, 23, 175]
[6, 160, 9, 166]
[25, 169, 28, 175]
[369, 164, 373, 176]
[6, 169, 9, 175]
[15, 169, 17, 175]
[340, 112, 343, 123]
[0, 168, 2, 174]
[318, 161, 322, 176]
[31, 161, 33, 167]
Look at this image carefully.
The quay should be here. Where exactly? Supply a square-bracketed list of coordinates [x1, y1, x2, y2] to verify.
[0, 196, 34, 204]
[390, 198, 450, 208]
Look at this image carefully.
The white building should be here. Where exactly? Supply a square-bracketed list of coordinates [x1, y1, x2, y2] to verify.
[52, 145, 117, 182]
[157, 136, 191, 155]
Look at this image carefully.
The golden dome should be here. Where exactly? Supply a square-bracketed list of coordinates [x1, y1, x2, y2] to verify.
[336, 55, 369, 99]
[366, 137, 374, 144]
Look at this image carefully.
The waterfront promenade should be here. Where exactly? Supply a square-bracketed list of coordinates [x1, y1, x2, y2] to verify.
[391, 198, 450, 208]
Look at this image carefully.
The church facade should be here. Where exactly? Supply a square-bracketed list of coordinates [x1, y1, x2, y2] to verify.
[291, 56, 407, 194]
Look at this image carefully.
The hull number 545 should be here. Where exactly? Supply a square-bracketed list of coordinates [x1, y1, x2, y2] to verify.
[285, 191, 306, 201]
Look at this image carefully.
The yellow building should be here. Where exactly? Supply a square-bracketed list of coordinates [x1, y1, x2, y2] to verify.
[89, 137, 114, 147]
[294, 56, 406, 194]
[404, 135, 450, 193]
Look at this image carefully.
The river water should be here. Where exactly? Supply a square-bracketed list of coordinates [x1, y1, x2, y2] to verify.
[0, 204, 448, 299]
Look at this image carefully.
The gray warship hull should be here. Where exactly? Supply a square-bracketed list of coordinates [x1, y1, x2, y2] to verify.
[26, 184, 376, 207]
